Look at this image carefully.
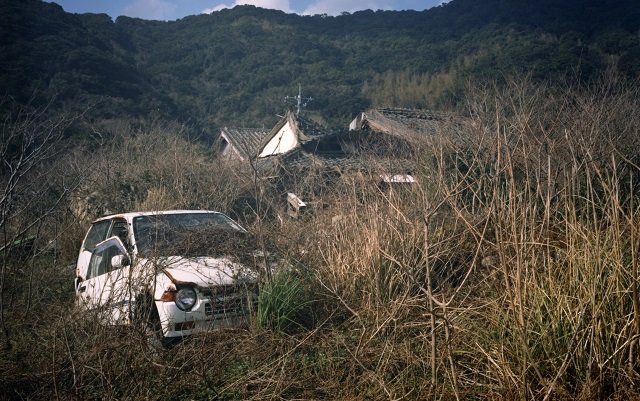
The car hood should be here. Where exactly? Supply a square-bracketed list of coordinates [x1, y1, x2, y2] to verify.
[145, 256, 255, 287]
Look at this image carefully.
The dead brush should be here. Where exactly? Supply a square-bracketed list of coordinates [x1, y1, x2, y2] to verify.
[301, 161, 486, 400]
[456, 76, 640, 400]
[3, 76, 640, 400]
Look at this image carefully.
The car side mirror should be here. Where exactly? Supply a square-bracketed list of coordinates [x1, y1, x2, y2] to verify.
[95, 236, 129, 256]
[111, 254, 130, 269]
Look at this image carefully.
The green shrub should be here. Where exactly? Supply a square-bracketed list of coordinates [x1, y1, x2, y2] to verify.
[256, 268, 315, 333]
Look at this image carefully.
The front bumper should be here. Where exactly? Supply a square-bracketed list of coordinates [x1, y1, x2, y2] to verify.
[156, 286, 258, 338]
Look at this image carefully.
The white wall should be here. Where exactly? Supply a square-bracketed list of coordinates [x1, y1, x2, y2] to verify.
[259, 121, 299, 157]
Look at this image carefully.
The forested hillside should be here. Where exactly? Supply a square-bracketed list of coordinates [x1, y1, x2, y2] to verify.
[1, 0, 639, 135]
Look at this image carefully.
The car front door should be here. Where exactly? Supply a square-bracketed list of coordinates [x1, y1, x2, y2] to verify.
[75, 219, 111, 291]
[77, 236, 132, 324]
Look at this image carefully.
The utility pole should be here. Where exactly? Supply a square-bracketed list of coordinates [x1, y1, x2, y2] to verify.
[284, 84, 312, 116]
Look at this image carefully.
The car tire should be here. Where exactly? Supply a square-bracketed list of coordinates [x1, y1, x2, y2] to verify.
[134, 295, 169, 352]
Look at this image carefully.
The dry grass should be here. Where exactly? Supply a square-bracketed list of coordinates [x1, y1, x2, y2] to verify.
[2, 76, 640, 400]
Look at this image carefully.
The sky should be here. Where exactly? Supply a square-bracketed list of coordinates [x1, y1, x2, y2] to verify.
[47, 0, 443, 21]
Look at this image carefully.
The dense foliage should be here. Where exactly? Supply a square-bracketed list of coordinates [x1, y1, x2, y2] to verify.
[1, 0, 639, 138]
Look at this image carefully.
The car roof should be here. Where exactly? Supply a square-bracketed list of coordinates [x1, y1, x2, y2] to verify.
[91, 210, 225, 224]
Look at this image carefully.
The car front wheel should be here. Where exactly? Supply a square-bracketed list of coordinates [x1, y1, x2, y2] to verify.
[134, 295, 171, 352]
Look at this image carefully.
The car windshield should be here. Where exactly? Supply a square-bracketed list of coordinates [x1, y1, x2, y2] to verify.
[133, 213, 248, 258]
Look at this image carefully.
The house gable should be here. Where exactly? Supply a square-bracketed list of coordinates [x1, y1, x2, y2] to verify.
[217, 127, 271, 161]
[219, 111, 341, 163]
[219, 131, 245, 160]
[258, 119, 299, 158]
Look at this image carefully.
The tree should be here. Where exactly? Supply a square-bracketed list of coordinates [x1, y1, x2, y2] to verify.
[0, 98, 79, 349]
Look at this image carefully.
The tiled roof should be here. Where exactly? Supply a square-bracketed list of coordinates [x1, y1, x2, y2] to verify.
[220, 127, 270, 159]
[225, 112, 338, 160]
[358, 108, 467, 141]
[276, 149, 416, 175]
[295, 114, 336, 141]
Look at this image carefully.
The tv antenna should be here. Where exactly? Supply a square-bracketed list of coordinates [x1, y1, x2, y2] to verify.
[285, 84, 312, 116]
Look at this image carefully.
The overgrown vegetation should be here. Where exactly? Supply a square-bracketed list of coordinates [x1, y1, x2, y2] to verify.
[1, 75, 639, 400]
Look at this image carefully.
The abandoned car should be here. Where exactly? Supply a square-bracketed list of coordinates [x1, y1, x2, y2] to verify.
[74, 210, 259, 345]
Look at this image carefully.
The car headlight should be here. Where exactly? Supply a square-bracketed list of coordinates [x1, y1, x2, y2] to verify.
[175, 287, 197, 311]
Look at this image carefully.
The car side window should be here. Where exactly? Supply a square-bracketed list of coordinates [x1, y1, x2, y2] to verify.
[109, 219, 130, 249]
[83, 220, 111, 251]
[87, 243, 127, 279]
